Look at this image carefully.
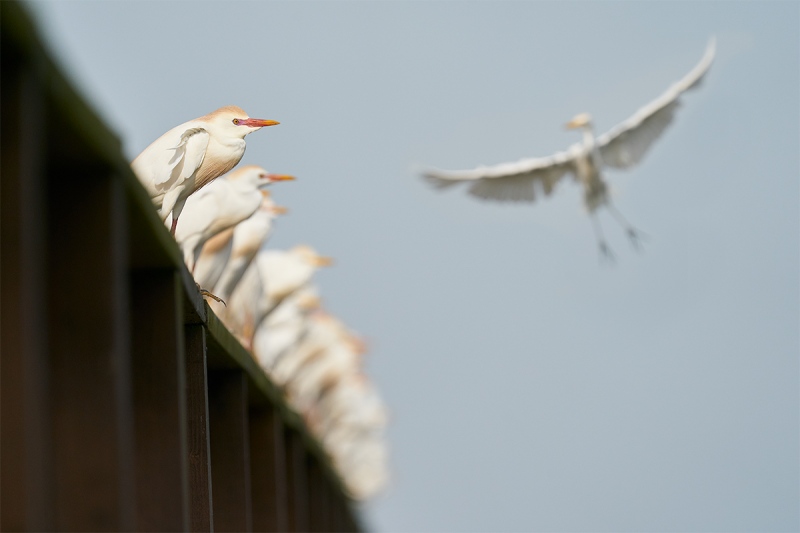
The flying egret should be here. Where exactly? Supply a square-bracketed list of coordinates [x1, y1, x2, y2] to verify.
[131, 105, 279, 235]
[421, 38, 716, 259]
[173, 165, 293, 272]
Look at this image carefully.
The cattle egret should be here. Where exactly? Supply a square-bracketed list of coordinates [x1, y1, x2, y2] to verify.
[312, 373, 388, 438]
[285, 329, 363, 416]
[131, 105, 279, 234]
[270, 311, 347, 387]
[193, 191, 286, 292]
[223, 245, 332, 349]
[313, 373, 390, 500]
[251, 286, 321, 371]
[173, 165, 293, 272]
[207, 195, 287, 303]
[421, 38, 715, 259]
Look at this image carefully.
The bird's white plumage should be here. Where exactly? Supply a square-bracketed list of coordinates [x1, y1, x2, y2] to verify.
[251, 286, 320, 371]
[131, 105, 278, 231]
[173, 165, 283, 272]
[421, 38, 716, 207]
[223, 245, 331, 349]
[209, 195, 284, 301]
[597, 38, 716, 169]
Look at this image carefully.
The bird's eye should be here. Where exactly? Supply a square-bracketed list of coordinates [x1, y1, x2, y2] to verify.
[232, 118, 240, 125]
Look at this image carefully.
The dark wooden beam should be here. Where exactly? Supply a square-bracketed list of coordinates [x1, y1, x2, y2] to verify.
[131, 269, 190, 531]
[249, 406, 289, 532]
[0, 40, 54, 533]
[185, 324, 214, 532]
[44, 160, 136, 530]
[208, 369, 253, 532]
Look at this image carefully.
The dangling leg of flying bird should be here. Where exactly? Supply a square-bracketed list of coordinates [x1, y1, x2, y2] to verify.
[606, 203, 647, 251]
[590, 213, 615, 263]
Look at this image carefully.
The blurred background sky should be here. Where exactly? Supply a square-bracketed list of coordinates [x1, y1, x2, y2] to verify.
[28, 1, 798, 531]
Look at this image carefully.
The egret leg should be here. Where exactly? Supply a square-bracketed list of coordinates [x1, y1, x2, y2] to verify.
[170, 216, 178, 236]
[591, 215, 615, 264]
[607, 204, 647, 251]
[196, 283, 226, 307]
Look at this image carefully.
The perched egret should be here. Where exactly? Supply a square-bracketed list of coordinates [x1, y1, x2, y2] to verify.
[207, 194, 287, 303]
[269, 309, 345, 387]
[131, 105, 279, 234]
[173, 165, 293, 272]
[286, 329, 363, 416]
[251, 286, 321, 371]
[224, 245, 332, 349]
[421, 38, 715, 259]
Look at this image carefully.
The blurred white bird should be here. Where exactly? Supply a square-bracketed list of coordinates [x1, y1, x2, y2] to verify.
[251, 286, 321, 371]
[270, 311, 345, 387]
[131, 105, 279, 234]
[193, 191, 287, 292]
[206, 194, 287, 304]
[422, 38, 716, 259]
[314, 373, 390, 500]
[173, 165, 293, 272]
[286, 328, 364, 416]
[223, 245, 333, 349]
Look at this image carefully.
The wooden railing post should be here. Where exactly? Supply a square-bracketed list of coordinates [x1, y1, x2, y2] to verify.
[131, 269, 190, 531]
[208, 369, 253, 532]
[249, 406, 289, 532]
[45, 163, 136, 530]
[185, 324, 214, 532]
[286, 430, 311, 532]
[0, 41, 54, 533]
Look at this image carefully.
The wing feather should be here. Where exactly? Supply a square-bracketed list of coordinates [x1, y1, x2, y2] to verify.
[154, 127, 210, 187]
[597, 38, 715, 169]
[421, 147, 579, 203]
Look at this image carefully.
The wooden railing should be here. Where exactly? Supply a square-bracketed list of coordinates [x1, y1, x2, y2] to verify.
[0, 2, 362, 531]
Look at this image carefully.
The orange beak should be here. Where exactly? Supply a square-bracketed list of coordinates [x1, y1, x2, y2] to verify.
[314, 256, 334, 267]
[240, 118, 280, 128]
[266, 174, 295, 182]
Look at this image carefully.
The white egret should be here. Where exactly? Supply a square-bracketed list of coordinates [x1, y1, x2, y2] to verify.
[285, 330, 363, 416]
[173, 165, 293, 272]
[251, 286, 321, 372]
[223, 245, 333, 349]
[206, 194, 287, 303]
[270, 311, 344, 387]
[421, 38, 715, 258]
[131, 105, 279, 234]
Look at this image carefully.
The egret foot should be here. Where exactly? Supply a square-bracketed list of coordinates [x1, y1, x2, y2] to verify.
[625, 227, 648, 252]
[196, 284, 226, 306]
[598, 241, 616, 265]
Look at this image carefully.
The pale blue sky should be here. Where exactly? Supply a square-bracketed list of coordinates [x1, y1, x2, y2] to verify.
[30, 1, 798, 531]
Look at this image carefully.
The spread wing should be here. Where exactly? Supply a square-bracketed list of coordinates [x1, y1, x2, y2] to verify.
[597, 37, 715, 169]
[421, 146, 580, 203]
[154, 127, 210, 188]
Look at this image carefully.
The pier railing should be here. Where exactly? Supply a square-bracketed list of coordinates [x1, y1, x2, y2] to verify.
[0, 2, 361, 531]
